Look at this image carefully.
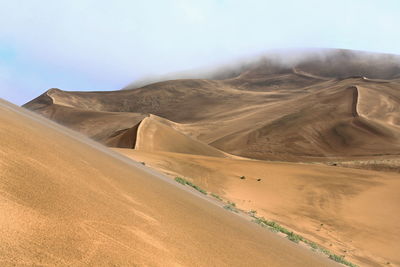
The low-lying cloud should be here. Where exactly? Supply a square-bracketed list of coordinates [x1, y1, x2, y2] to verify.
[1, 1, 400, 104]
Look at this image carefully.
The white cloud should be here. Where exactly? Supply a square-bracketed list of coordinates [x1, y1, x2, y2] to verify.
[0, 0, 399, 104]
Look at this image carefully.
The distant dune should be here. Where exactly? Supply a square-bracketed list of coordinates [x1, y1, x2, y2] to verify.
[123, 48, 400, 89]
[135, 114, 228, 157]
[0, 100, 338, 266]
[24, 49, 400, 162]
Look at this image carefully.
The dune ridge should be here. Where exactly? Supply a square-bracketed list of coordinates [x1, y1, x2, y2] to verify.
[23, 50, 400, 162]
[349, 86, 359, 117]
[134, 115, 228, 157]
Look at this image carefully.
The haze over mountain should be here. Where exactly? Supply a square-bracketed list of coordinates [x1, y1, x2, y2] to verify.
[24, 49, 400, 162]
[124, 48, 400, 89]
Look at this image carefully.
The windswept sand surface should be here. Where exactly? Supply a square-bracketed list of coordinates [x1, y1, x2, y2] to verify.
[24, 50, 400, 162]
[0, 99, 338, 266]
[116, 149, 400, 267]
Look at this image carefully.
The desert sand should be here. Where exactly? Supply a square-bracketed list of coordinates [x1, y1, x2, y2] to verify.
[18, 49, 400, 266]
[115, 149, 400, 267]
[0, 99, 338, 266]
[24, 50, 400, 162]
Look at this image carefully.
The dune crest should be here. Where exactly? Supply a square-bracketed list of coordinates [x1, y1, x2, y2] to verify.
[135, 115, 228, 157]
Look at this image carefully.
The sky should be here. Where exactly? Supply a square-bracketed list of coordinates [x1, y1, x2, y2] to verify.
[0, 0, 400, 105]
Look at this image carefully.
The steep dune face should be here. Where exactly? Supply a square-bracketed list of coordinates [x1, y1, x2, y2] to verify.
[116, 149, 400, 267]
[135, 115, 228, 157]
[23, 91, 229, 156]
[23, 49, 400, 161]
[0, 100, 338, 266]
[22, 95, 147, 145]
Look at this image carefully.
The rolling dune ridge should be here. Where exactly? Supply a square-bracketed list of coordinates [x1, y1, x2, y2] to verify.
[24, 50, 400, 162]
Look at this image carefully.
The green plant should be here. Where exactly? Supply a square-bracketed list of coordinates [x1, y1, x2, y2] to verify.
[174, 177, 208, 195]
[223, 201, 239, 213]
[304, 240, 319, 250]
[287, 232, 302, 243]
[251, 214, 358, 266]
[174, 177, 187, 185]
[328, 254, 357, 267]
[211, 193, 223, 201]
[248, 210, 257, 217]
[253, 217, 293, 235]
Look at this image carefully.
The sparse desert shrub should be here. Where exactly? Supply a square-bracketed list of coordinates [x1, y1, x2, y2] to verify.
[248, 210, 257, 217]
[174, 177, 187, 185]
[223, 201, 238, 213]
[328, 254, 357, 267]
[211, 193, 222, 201]
[287, 232, 302, 243]
[251, 214, 358, 266]
[304, 240, 319, 250]
[174, 177, 208, 195]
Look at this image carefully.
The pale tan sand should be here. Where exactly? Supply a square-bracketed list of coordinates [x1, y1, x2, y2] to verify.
[116, 149, 400, 267]
[0, 99, 337, 266]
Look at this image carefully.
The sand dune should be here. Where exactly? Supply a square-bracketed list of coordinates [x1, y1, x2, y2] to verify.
[23, 50, 400, 162]
[116, 149, 400, 267]
[18, 49, 400, 266]
[135, 115, 228, 157]
[210, 81, 400, 160]
[21, 100, 147, 147]
[0, 99, 339, 266]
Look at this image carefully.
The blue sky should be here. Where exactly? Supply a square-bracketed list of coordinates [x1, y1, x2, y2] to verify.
[1, 0, 400, 105]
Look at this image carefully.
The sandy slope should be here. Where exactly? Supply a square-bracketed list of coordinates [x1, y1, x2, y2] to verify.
[210, 81, 400, 161]
[115, 149, 400, 267]
[0, 99, 338, 266]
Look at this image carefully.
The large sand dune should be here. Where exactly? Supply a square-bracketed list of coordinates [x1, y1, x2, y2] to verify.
[0, 99, 337, 266]
[135, 114, 228, 157]
[18, 49, 400, 266]
[24, 49, 400, 162]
